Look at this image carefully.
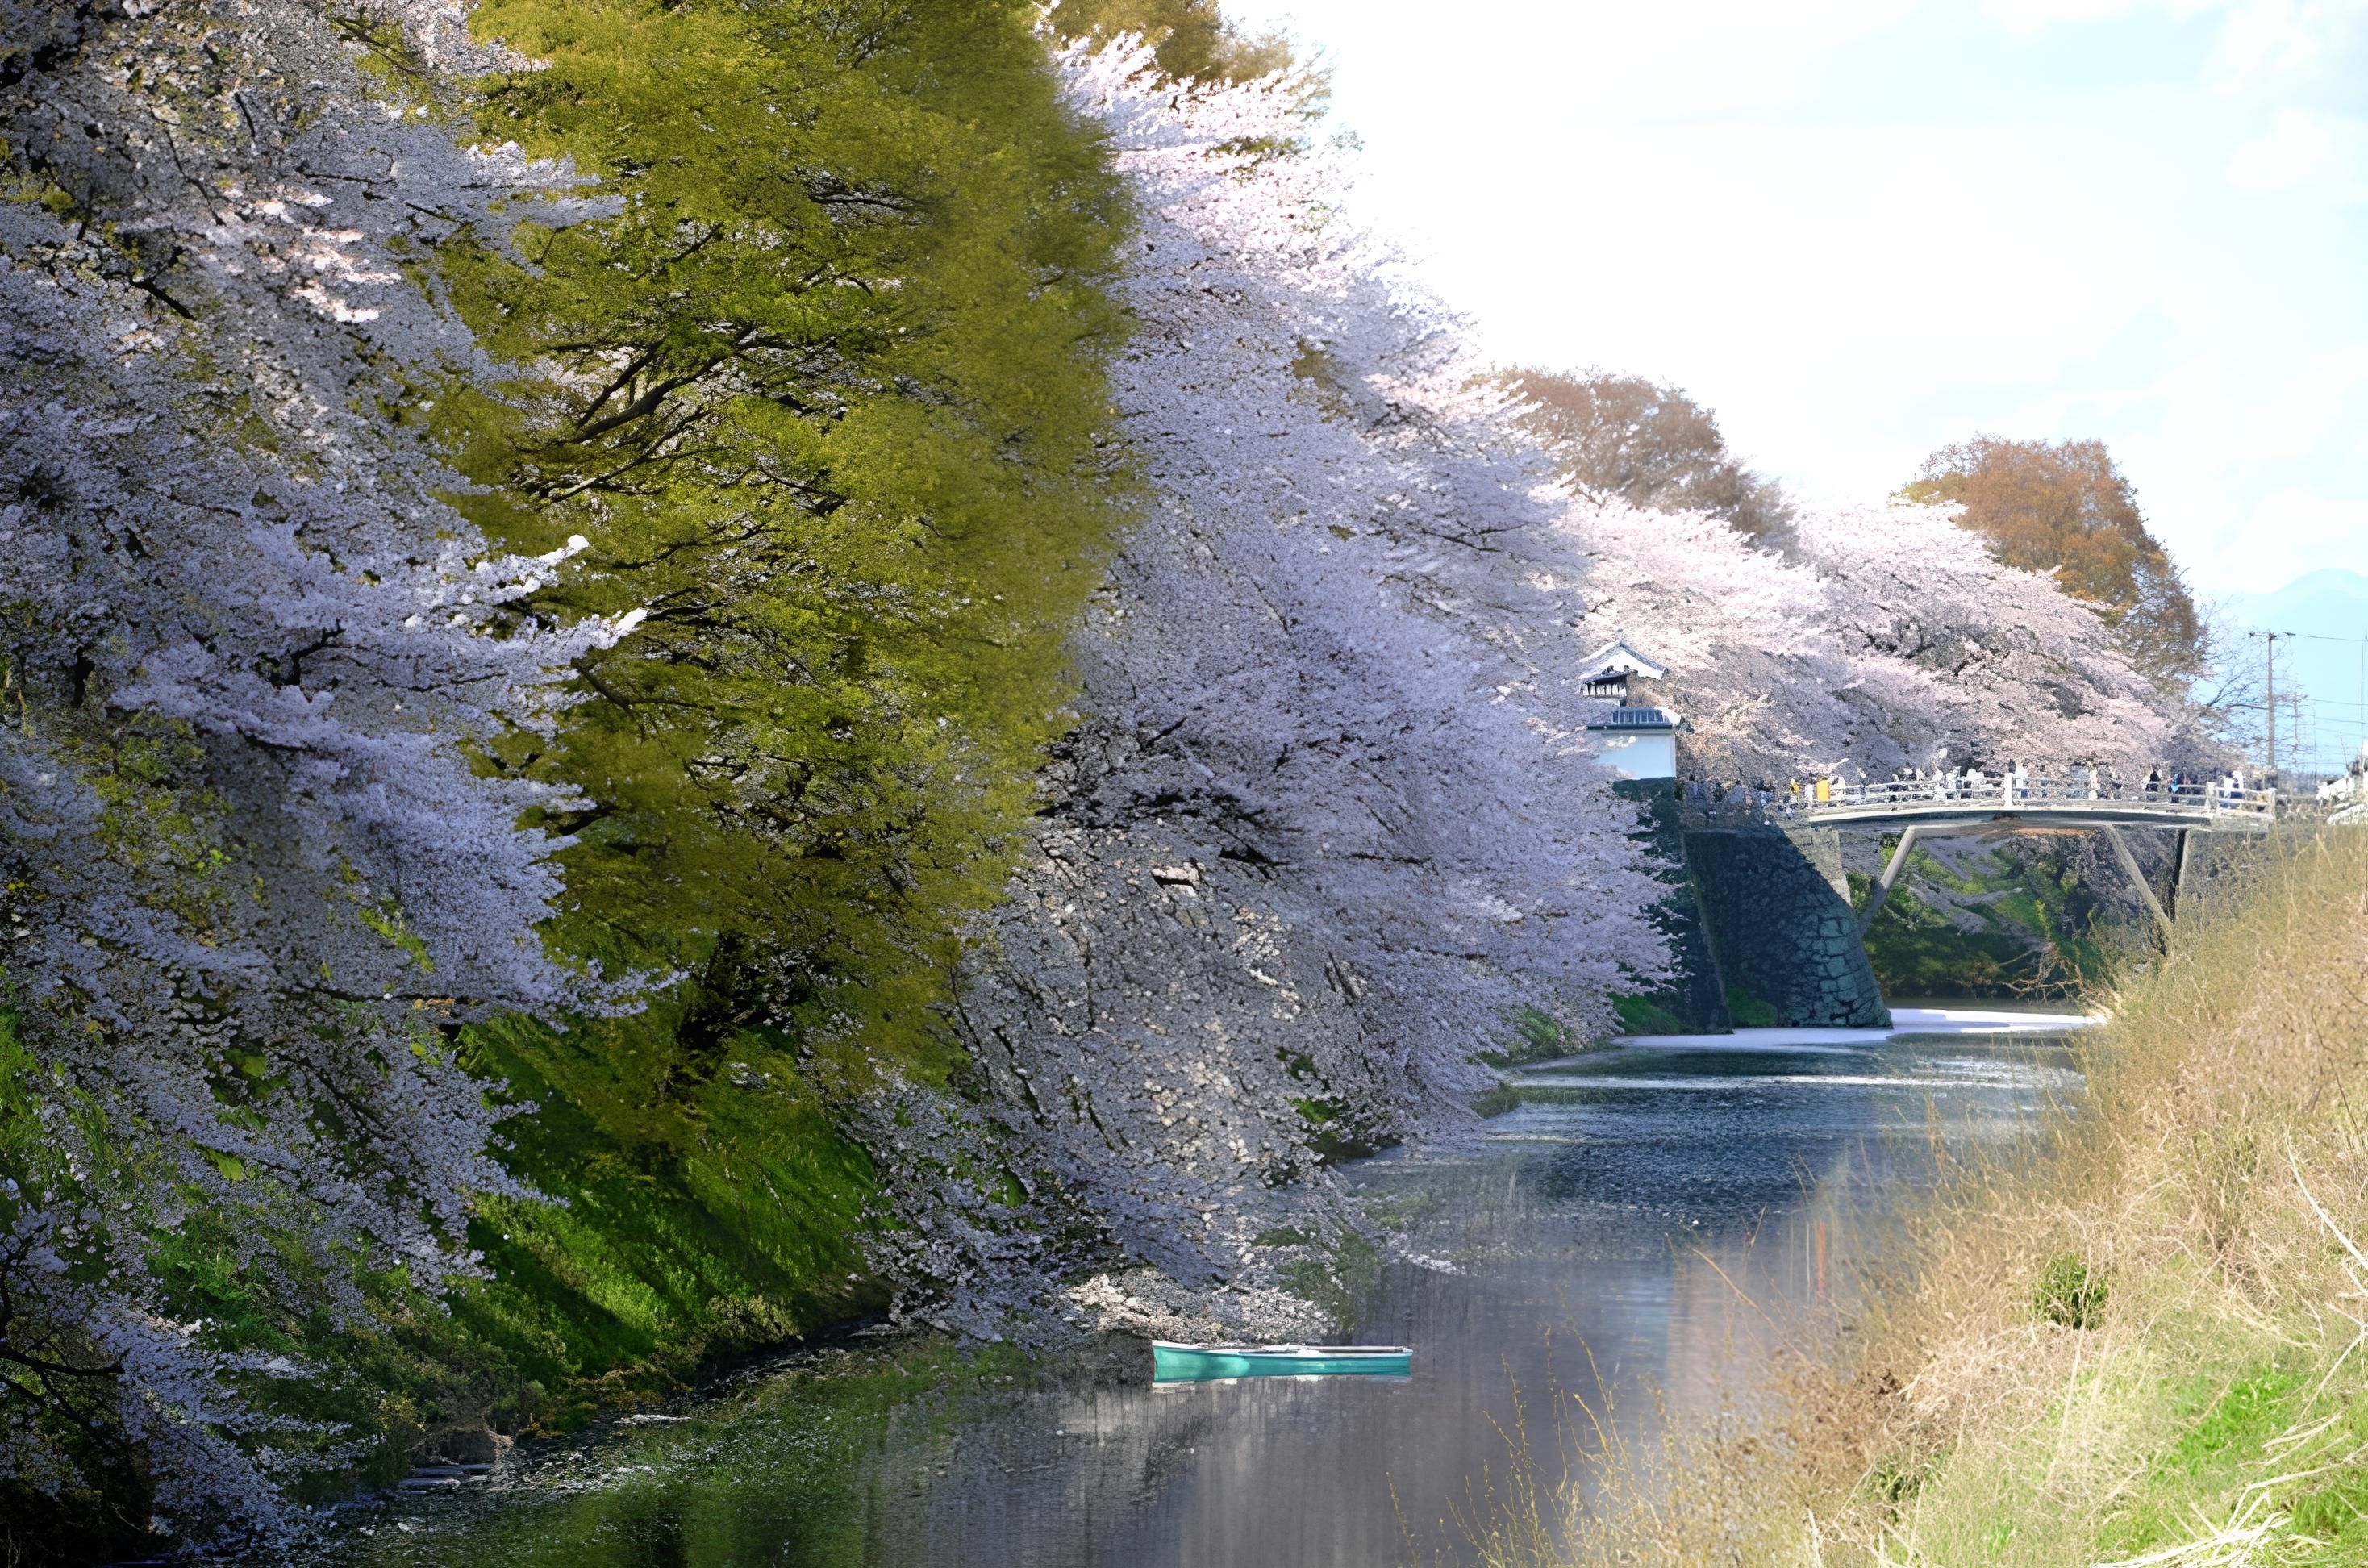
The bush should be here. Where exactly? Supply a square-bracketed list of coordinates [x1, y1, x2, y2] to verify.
[1724, 986, 1778, 1028]
[2031, 1252, 2107, 1328]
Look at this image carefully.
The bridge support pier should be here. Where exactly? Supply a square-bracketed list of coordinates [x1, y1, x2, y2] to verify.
[1802, 827, 1849, 901]
[2170, 829, 2193, 924]
[1857, 825, 1921, 937]
[2103, 824, 2174, 947]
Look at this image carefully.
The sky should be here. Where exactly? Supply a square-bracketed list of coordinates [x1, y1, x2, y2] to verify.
[1219, 0, 2368, 602]
[2226, 565, 2368, 768]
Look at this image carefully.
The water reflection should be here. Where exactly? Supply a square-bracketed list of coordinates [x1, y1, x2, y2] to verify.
[326, 1020, 2081, 1568]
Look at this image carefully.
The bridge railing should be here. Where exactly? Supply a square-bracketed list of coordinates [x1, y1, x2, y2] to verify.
[1678, 770, 2277, 831]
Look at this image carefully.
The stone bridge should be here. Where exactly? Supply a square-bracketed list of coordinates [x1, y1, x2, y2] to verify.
[1697, 770, 2273, 945]
[1618, 770, 2277, 1035]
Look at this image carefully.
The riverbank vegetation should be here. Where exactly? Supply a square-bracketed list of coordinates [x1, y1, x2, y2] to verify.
[1540, 828, 2368, 1563]
[1857, 835, 2119, 1000]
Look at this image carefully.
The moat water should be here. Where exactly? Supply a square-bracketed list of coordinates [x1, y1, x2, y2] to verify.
[322, 1008, 2085, 1568]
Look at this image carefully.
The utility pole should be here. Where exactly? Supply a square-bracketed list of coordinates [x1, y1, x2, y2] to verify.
[2265, 629, 2277, 781]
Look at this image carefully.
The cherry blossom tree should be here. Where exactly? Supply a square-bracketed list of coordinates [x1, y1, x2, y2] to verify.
[1791, 499, 2188, 773]
[886, 44, 1673, 1325]
[1549, 496, 1870, 779]
[1552, 491, 2191, 782]
[1, 0, 629, 1536]
[1072, 38, 1678, 1052]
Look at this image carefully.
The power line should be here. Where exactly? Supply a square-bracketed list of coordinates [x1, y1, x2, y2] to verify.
[2225, 626, 2368, 774]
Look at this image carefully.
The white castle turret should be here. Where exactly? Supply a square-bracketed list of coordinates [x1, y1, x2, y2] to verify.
[1577, 637, 1688, 782]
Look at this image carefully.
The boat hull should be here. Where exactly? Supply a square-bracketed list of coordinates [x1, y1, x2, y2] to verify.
[1149, 1341, 1412, 1382]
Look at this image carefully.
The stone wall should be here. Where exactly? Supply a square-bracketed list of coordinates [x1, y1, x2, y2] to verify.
[1683, 826, 1891, 1028]
[1613, 780, 1732, 1032]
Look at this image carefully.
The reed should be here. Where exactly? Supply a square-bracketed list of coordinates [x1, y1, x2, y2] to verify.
[1499, 828, 2368, 1565]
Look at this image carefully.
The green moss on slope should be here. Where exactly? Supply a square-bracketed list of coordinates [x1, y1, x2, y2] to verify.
[1857, 837, 2111, 999]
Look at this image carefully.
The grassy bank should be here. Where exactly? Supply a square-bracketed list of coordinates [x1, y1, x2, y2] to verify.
[1857, 835, 2115, 1002]
[1542, 828, 2368, 1564]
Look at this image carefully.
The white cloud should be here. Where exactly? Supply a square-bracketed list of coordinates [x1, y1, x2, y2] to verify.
[2224, 488, 2368, 570]
[2203, 0, 2368, 94]
[2227, 107, 2368, 200]
[1979, 0, 2149, 35]
[2239, 343, 2368, 462]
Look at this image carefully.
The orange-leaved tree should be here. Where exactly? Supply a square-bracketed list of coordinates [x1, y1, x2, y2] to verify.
[1903, 435, 2205, 683]
[1509, 369, 1795, 547]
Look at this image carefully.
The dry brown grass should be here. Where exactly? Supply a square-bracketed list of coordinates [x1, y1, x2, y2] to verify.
[1498, 829, 2368, 1566]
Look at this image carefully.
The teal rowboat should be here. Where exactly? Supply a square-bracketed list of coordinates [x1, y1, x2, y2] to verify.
[1149, 1340, 1413, 1383]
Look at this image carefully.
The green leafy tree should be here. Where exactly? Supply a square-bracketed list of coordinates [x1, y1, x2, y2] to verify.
[439, 0, 1128, 1060]
[405, 0, 1137, 1384]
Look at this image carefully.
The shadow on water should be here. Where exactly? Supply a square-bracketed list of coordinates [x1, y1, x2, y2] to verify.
[315, 1025, 2082, 1568]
